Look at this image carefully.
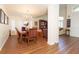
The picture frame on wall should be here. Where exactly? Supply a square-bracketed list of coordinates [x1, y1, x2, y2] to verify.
[0, 9, 1, 23]
[7, 17, 9, 24]
[5, 15, 8, 24]
[1, 11, 5, 24]
[0, 9, 8, 24]
[0, 9, 9, 24]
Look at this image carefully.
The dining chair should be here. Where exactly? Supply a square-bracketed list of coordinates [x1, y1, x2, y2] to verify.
[21, 30, 29, 42]
[21, 27, 26, 31]
[27, 29, 37, 44]
[15, 27, 22, 43]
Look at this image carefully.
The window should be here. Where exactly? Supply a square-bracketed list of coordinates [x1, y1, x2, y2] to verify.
[58, 17, 64, 28]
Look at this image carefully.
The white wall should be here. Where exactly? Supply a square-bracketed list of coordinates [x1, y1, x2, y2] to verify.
[59, 5, 67, 28]
[59, 5, 67, 35]
[48, 4, 59, 45]
[9, 16, 25, 35]
[0, 5, 9, 50]
[66, 5, 73, 19]
[0, 24, 9, 50]
[70, 12, 79, 37]
[59, 5, 73, 35]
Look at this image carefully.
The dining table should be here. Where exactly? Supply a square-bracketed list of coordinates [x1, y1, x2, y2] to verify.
[19, 29, 43, 41]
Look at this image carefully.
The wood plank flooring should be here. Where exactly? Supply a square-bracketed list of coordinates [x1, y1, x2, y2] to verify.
[0, 35, 79, 54]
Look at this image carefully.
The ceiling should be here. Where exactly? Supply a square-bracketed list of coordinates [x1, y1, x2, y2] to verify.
[4, 4, 48, 18]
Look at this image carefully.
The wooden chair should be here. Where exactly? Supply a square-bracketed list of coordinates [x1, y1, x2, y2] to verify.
[21, 27, 26, 31]
[27, 29, 37, 44]
[21, 30, 29, 42]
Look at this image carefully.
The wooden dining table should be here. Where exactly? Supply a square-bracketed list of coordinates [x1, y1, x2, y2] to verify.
[19, 29, 43, 41]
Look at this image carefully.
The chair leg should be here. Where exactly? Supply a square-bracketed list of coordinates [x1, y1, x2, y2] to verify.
[27, 39, 29, 45]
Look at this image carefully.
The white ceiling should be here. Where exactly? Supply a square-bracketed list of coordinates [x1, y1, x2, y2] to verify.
[4, 4, 48, 18]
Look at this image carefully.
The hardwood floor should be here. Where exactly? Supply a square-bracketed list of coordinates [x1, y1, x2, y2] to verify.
[0, 35, 79, 54]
